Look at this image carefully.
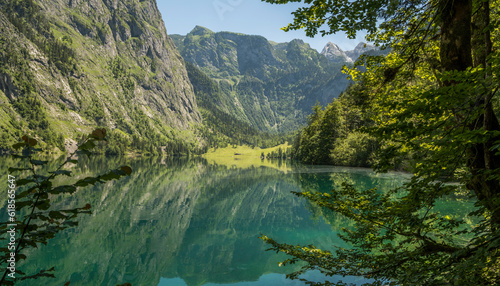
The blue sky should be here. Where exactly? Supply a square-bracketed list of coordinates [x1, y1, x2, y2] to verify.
[157, 0, 367, 52]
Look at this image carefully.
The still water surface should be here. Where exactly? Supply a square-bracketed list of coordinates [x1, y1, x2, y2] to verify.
[0, 157, 470, 286]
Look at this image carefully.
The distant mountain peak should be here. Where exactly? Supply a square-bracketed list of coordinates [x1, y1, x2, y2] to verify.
[191, 25, 214, 36]
[290, 39, 305, 45]
[352, 42, 375, 54]
[172, 27, 351, 133]
[355, 42, 368, 48]
[321, 41, 379, 63]
[320, 42, 353, 63]
[346, 42, 378, 61]
[325, 42, 341, 50]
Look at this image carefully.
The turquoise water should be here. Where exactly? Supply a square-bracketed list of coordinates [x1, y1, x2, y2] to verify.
[0, 157, 469, 286]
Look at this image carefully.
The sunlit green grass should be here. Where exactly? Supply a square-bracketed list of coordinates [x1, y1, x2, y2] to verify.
[202, 143, 292, 171]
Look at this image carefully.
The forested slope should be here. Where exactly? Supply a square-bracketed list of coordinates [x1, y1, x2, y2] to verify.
[290, 82, 378, 167]
[172, 26, 350, 133]
[0, 0, 203, 155]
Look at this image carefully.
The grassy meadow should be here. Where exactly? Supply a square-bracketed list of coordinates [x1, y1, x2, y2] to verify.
[202, 143, 292, 171]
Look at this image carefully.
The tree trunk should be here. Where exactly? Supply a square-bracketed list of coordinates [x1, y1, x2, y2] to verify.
[438, 0, 472, 72]
[438, 0, 500, 225]
[472, 0, 492, 68]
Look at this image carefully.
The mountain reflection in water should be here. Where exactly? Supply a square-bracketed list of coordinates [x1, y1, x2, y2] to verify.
[0, 156, 469, 286]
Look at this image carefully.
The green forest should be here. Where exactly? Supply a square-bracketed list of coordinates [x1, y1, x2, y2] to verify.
[290, 83, 378, 167]
[260, 0, 500, 285]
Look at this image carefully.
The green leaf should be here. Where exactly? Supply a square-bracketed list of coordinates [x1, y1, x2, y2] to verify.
[63, 221, 78, 227]
[77, 149, 91, 157]
[32, 160, 48, 166]
[120, 166, 133, 175]
[12, 142, 26, 149]
[16, 200, 33, 211]
[35, 200, 51, 210]
[50, 185, 77, 194]
[91, 128, 107, 140]
[40, 180, 53, 190]
[79, 140, 96, 151]
[49, 170, 72, 176]
[33, 174, 49, 182]
[8, 167, 30, 173]
[49, 211, 67, 220]
[74, 177, 100, 187]
[22, 239, 37, 248]
[36, 214, 50, 221]
[100, 170, 122, 181]
[11, 154, 28, 159]
[17, 188, 36, 199]
[16, 178, 34, 186]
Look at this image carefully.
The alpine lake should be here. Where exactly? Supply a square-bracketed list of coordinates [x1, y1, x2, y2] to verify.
[0, 155, 474, 286]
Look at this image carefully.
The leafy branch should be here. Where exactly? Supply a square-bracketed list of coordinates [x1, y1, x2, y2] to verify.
[0, 128, 132, 285]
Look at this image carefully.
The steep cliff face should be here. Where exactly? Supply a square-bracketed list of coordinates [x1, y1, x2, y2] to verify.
[344, 42, 379, 61]
[172, 26, 350, 133]
[0, 0, 202, 152]
[321, 42, 353, 63]
[321, 41, 381, 63]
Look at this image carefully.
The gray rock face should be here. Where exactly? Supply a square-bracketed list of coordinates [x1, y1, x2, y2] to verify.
[345, 42, 378, 61]
[172, 27, 351, 133]
[321, 42, 353, 63]
[321, 42, 379, 63]
[180, 26, 280, 82]
[0, 0, 202, 147]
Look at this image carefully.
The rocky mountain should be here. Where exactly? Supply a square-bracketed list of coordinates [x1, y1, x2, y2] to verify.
[171, 26, 351, 133]
[0, 0, 366, 152]
[321, 42, 353, 63]
[321, 42, 379, 63]
[0, 0, 202, 153]
[345, 42, 379, 61]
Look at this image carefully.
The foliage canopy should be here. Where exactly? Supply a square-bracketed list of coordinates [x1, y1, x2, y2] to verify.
[261, 0, 500, 285]
[0, 129, 132, 285]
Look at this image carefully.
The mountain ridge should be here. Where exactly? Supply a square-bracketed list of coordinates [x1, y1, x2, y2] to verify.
[321, 41, 379, 63]
[0, 0, 204, 153]
[171, 26, 352, 133]
[0, 4, 372, 152]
